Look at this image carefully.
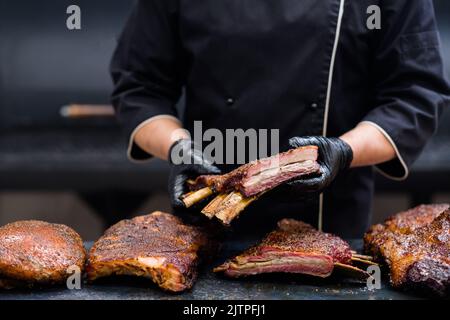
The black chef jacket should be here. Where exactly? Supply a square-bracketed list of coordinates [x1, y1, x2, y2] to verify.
[111, 0, 450, 238]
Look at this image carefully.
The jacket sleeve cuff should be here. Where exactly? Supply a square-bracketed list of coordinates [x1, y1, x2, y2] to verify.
[127, 115, 182, 163]
[359, 121, 409, 181]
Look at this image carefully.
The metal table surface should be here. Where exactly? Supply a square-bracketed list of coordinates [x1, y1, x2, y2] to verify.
[0, 240, 425, 300]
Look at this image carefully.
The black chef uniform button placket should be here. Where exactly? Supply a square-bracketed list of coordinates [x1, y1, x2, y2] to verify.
[226, 97, 235, 106]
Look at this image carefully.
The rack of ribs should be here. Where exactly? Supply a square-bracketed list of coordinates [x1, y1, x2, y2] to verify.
[86, 211, 208, 292]
[364, 204, 450, 296]
[181, 146, 321, 225]
[214, 219, 374, 279]
[0, 220, 86, 289]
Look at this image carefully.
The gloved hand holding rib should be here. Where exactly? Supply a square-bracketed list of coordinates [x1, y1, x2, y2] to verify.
[168, 139, 221, 209]
[170, 136, 353, 224]
[283, 136, 354, 193]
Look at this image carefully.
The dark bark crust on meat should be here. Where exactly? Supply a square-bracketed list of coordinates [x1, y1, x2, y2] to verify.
[214, 219, 353, 278]
[184, 146, 320, 225]
[189, 146, 320, 197]
[364, 204, 450, 297]
[87, 212, 208, 292]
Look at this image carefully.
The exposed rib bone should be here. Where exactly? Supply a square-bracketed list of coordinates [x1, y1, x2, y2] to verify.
[334, 263, 369, 279]
[350, 257, 379, 266]
[214, 192, 258, 225]
[181, 187, 214, 208]
[201, 193, 228, 218]
[351, 253, 374, 261]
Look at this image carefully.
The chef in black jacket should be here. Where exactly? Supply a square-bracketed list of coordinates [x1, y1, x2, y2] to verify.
[111, 0, 450, 238]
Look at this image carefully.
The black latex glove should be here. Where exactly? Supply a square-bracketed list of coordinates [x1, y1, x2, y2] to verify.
[168, 139, 221, 209]
[285, 136, 353, 193]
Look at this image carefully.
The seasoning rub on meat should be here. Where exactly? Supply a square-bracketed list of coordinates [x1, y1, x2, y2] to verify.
[182, 146, 321, 225]
[87, 212, 208, 292]
[0, 220, 86, 289]
[364, 204, 450, 296]
[215, 219, 373, 279]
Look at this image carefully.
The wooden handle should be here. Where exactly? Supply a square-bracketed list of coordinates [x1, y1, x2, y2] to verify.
[60, 104, 115, 118]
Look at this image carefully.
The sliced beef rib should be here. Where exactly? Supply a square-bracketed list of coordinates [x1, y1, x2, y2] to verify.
[191, 146, 320, 197]
[182, 146, 320, 225]
[214, 219, 357, 278]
